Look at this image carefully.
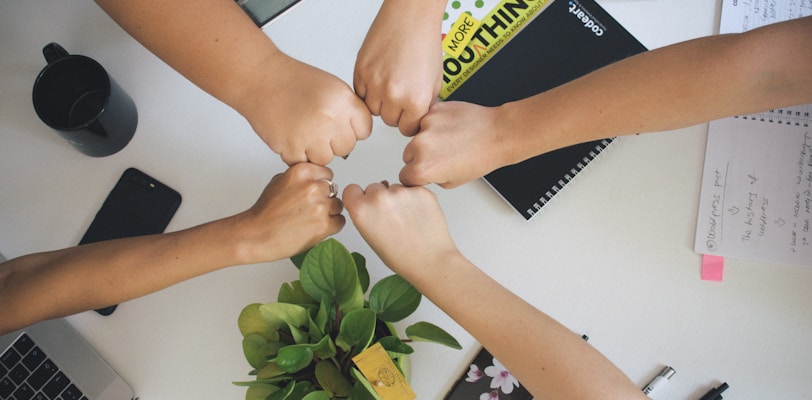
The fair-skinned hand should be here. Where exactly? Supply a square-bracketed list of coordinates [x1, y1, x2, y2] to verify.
[240, 54, 373, 166]
[233, 162, 345, 264]
[400, 101, 512, 188]
[353, 0, 446, 136]
[342, 182, 458, 282]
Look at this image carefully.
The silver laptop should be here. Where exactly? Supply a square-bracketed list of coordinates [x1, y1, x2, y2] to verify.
[0, 251, 134, 400]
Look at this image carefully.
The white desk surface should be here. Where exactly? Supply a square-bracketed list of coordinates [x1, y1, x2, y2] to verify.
[2, 1, 811, 399]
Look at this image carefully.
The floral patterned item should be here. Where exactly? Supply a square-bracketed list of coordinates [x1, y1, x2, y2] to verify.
[444, 347, 531, 400]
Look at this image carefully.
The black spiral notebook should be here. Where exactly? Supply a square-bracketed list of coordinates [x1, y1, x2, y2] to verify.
[444, 0, 647, 219]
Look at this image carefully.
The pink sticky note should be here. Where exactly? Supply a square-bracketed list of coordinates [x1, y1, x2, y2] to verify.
[701, 255, 724, 281]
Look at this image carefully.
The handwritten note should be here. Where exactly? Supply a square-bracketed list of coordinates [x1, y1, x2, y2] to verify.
[694, 0, 812, 268]
[719, 0, 812, 34]
[694, 118, 812, 268]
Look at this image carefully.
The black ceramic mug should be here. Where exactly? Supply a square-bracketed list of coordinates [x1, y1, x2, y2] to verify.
[32, 42, 137, 157]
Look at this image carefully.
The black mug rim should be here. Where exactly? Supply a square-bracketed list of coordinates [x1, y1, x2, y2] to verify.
[32, 54, 112, 131]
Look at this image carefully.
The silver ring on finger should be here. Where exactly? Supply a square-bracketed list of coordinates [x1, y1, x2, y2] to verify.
[321, 179, 338, 198]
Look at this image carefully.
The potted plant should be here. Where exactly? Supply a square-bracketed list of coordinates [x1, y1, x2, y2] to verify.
[235, 238, 461, 400]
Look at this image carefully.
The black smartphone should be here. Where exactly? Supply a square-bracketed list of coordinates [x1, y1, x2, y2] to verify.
[79, 167, 182, 315]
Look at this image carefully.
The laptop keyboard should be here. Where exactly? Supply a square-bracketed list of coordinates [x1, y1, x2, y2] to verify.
[0, 333, 87, 400]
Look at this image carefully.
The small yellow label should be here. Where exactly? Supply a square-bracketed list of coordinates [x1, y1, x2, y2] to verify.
[442, 13, 482, 58]
[352, 343, 415, 400]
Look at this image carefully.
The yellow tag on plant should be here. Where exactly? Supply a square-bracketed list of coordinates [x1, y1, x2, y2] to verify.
[352, 342, 416, 400]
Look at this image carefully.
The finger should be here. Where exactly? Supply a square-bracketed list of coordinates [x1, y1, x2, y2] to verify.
[281, 150, 308, 166]
[305, 143, 335, 166]
[350, 105, 373, 141]
[363, 181, 390, 195]
[379, 104, 403, 129]
[312, 178, 337, 200]
[329, 198, 344, 216]
[353, 75, 367, 100]
[402, 140, 415, 164]
[364, 93, 383, 116]
[399, 163, 430, 187]
[341, 183, 365, 208]
[397, 109, 422, 137]
[326, 214, 346, 236]
[438, 181, 460, 189]
[290, 162, 333, 182]
[330, 130, 357, 159]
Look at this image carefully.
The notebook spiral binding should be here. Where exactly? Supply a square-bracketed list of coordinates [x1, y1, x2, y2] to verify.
[734, 107, 811, 128]
[529, 138, 615, 216]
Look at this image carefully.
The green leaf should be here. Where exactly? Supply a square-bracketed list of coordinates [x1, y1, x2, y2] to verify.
[308, 297, 332, 343]
[239, 303, 280, 342]
[242, 334, 281, 369]
[377, 336, 414, 356]
[352, 252, 370, 294]
[315, 360, 353, 397]
[287, 381, 316, 400]
[300, 239, 359, 308]
[233, 379, 285, 387]
[349, 368, 382, 400]
[259, 303, 309, 329]
[341, 279, 365, 315]
[257, 362, 286, 380]
[290, 248, 310, 269]
[369, 275, 421, 322]
[278, 281, 318, 306]
[405, 322, 462, 349]
[310, 335, 337, 359]
[259, 303, 310, 344]
[335, 308, 376, 353]
[301, 391, 331, 400]
[245, 383, 280, 400]
[274, 345, 314, 374]
[267, 381, 297, 400]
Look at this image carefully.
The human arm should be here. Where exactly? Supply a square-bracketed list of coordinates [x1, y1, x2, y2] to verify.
[354, 0, 447, 136]
[93, 0, 372, 165]
[342, 183, 646, 400]
[0, 163, 344, 334]
[400, 16, 812, 187]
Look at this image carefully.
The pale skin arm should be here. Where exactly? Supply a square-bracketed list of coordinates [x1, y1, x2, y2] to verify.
[354, 0, 447, 136]
[0, 163, 344, 335]
[343, 183, 647, 400]
[93, 0, 372, 165]
[400, 16, 812, 187]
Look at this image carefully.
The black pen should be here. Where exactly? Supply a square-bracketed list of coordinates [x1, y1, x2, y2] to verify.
[698, 382, 728, 400]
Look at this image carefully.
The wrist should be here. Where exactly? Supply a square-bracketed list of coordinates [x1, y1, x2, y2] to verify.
[492, 101, 534, 166]
[224, 211, 285, 266]
[403, 249, 471, 294]
[496, 95, 569, 165]
[228, 46, 289, 122]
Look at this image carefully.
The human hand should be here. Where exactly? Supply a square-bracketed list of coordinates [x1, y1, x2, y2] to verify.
[342, 182, 458, 282]
[400, 101, 510, 188]
[353, 0, 446, 136]
[233, 163, 345, 264]
[240, 54, 373, 166]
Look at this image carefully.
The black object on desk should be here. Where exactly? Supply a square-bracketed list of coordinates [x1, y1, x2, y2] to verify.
[445, 0, 647, 219]
[79, 168, 181, 315]
[698, 382, 729, 400]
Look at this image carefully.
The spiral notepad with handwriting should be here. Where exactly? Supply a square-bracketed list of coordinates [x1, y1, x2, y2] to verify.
[694, 0, 811, 268]
[441, 0, 646, 219]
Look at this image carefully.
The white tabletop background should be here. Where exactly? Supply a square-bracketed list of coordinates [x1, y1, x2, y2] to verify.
[2, 0, 811, 399]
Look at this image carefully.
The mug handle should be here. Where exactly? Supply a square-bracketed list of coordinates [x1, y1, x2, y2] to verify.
[43, 42, 69, 65]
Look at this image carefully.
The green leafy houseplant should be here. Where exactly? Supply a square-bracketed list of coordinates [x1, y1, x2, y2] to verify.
[235, 238, 461, 400]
